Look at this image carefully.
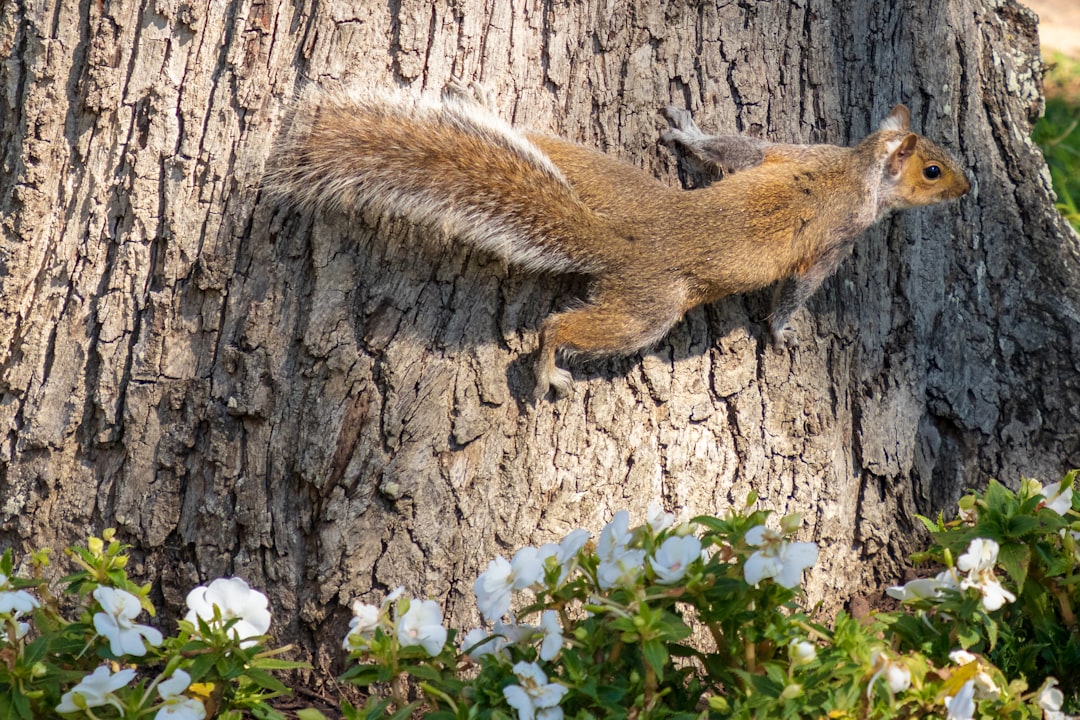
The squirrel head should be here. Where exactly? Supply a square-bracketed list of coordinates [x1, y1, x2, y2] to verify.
[874, 104, 972, 211]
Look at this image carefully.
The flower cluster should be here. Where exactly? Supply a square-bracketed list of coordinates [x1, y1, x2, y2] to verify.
[883, 474, 1079, 715]
[4, 472, 1079, 720]
[887, 537, 1016, 612]
[0, 530, 304, 720]
[50, 576, 272, 719]
[337, 484, 1080, 720]
[343, 588, 449, 658]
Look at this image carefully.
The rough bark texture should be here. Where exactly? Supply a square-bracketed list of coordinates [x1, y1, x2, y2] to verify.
[1, 0, 1076, 677]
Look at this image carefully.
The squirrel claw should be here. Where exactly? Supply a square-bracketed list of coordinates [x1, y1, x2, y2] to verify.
[444, 78, 495, 110]
[770, 324, 800, 351]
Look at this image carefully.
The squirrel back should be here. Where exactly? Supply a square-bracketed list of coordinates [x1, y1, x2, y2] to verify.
[266, 89, 970, 399]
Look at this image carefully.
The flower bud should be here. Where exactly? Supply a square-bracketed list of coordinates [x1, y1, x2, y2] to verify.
[779, 513, 803, 535]
[1019, 478, 1042, 499]
[883, 663, 911, 694]
[780, 683, 804, 700]
[789, 639, 817, 665]
[707, 696, 730, 712]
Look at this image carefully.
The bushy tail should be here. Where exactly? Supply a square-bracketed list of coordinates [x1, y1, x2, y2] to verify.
[264, 86, 602, 274]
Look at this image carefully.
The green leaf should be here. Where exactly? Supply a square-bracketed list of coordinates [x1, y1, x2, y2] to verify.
[243, 666, 291, 694]
[1003, 515, 1038, 539]
[296, 710, 330, 720]
[984, 479, 1017, 515]
[642, 639, 669, 680]
[250, 704, 288, 720]
[387, 701, 423, 720]
[402, 663, 446, 682]
[996, 541, 1031, 592]
[915, 514, 942, 533]
[251, 657, 312, 671]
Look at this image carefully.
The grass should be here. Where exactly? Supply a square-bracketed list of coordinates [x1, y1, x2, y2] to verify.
[1034, 51, 1080, 231]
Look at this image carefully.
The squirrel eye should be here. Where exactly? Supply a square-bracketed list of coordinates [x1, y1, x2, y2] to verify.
[923, 165, 942, 180]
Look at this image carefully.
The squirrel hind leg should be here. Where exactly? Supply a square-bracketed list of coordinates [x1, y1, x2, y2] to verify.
[533, 295, 686, 400]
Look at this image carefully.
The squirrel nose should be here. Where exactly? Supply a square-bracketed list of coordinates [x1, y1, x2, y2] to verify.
[958, 173, 973, 197]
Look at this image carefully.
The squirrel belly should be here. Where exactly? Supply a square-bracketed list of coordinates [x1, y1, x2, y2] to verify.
[265, 88, 971, 400]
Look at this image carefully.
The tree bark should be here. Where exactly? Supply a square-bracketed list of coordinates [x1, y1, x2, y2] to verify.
[1, 0, 1076, 678]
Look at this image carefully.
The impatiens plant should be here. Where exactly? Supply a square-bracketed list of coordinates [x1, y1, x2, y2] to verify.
[333, 488, 1077, 720]
[888, 472, 1080, 711]
[0, 529, 305, 719]
[3, 474, 1079, 720]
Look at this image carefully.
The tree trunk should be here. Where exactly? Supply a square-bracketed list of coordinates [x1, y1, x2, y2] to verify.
[1, 0, 1076, 678]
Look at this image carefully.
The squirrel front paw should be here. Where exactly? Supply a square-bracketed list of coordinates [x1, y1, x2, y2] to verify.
[769, 321, 800, 351]
[661, 106, 704, 137]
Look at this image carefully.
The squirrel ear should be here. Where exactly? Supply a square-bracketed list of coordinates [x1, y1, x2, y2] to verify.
[885, 133, 919, 176]
[879, 104, 911, 132]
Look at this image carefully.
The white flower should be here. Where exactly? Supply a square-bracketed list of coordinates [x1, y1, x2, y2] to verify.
[597, 547, 646, 589]
[474, 548, 546, 622]
[474, 556, 516, 622]
[92, 586, 163, 657]
[503, 661, 568, 720]
[536, 528, 591, 588]
[0, 573, 40, 615]
[596, 511, 646, 589]
[1040, 481, 1074, 516]
[557, 528, 591, 562]
[342, 601, 381, 650]
[957, 538, 999, 573]
[789, 639, 817, 665]
[156, 696, 207, 720]
[397, 599, 447, 656]
[650, 535, 702, 585]
[646, 502, 675, 533]
[184, 577, 271, 647]
[157, 669, 192, 700]
[1037, 678, 1066, 720]
[597, 511, 633, 560]
[538, 610, 563, 661]
[56, 665, 136, 715]
[351, 600, 381, 629]
[935, 568, 963, 590]
[959, 568, 1016, 612]
[461, 627, 506, 659]
[953, 539, 1016, 612]
[868, 650, 911, 698]
[948, 649, 977, 666]
[944, 679, 976, 720]
[886, 576, 952, 602]
[155, 669, 207, 720]
[948, 649, 998, 698]
[743, 525, 818, 588]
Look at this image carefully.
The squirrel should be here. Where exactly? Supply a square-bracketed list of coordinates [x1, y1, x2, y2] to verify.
[264, 84, 971, 399]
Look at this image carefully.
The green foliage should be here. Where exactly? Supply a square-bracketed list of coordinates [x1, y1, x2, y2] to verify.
[1034, 52, 1080, 231]
[904, 473, 1080, 711]
[0, 531, 307, 719]
[4, 472, 1078, 719]
[338, 486, 1076, 719]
